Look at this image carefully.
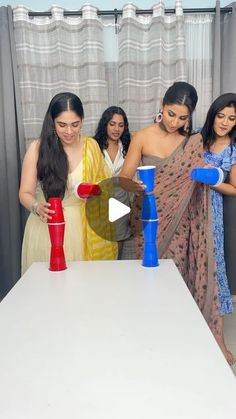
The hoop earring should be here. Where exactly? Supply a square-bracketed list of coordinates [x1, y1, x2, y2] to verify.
[184, 122, 189, 132]
[184, 117, 191, 133]
[155, 111, 163, 123]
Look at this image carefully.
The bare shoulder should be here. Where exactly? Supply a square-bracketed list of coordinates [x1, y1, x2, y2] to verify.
[132, 124, 156, 142]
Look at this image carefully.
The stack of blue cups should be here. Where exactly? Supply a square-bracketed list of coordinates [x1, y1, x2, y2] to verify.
[137, 165, 159, 267]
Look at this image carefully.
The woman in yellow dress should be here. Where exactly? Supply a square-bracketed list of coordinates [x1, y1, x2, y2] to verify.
[19, 92, 117, 273]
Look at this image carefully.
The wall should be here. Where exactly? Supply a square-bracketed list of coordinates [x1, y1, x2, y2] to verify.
[0, 1, 232, 10]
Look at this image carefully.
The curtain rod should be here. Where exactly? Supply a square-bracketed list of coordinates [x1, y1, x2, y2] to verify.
[28, 7, 233, 19]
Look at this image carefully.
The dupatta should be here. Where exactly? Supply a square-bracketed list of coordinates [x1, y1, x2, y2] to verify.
[80, 136, 118, 260]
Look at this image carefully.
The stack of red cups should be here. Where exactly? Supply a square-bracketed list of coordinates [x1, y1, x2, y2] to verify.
[47, 197, 67, 271]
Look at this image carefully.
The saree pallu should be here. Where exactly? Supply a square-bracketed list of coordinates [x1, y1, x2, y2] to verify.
[131, 133, 221, 340]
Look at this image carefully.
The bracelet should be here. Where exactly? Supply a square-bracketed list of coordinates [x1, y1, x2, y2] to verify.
[30, 200, 39, 216]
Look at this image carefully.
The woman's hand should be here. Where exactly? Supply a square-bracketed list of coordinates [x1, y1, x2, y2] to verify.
[119, 177, 145, 195]
[35, 202, 55, 223]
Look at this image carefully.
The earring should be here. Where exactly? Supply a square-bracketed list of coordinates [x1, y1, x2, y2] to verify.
[184, 117, 191, 133]
[53, 129, 60, 141]
[155, 111, 163, 123]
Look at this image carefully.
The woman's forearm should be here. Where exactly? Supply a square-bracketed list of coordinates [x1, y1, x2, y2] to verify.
[19, 191, 39, 213]
[212, 182, 236, 196]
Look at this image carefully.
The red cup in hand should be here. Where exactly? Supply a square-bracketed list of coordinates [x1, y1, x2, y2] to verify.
[48, 197, 64, 223]
[74, 183, 101, 199]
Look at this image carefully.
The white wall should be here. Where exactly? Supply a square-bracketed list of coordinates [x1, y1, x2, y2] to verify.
[0, 0, 232, 10]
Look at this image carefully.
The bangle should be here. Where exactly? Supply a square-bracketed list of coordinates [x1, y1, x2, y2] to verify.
[30, 200, 39, 215]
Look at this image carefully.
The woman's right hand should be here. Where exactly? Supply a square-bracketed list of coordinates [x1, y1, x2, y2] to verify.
[35, 202, 55, 223]
[119, 177, 145, 195]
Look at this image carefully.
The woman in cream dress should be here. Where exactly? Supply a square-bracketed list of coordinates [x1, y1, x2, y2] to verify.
[19, 92, 117, 273]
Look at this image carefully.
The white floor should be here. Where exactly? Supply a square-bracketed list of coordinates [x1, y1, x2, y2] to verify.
[224, 300, 236, 374]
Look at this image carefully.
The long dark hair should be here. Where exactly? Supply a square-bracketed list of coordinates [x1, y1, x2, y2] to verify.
[37, 92, 84, 200]
[201, 93, 236, 150]
[162, 81, 198, 136]
[94, 106, 131, 157]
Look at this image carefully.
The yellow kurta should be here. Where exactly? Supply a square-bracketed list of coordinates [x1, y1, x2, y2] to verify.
[21, 136, 117, 273]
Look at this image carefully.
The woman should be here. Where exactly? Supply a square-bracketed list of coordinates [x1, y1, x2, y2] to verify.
[19, 92, 117, 273]
[119, 81, 233, 364]
[202, 93, 236, 364]
[94, 106, 134, 259]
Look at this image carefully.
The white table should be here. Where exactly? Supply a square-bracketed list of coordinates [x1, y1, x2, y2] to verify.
[0, 260, 235, 419]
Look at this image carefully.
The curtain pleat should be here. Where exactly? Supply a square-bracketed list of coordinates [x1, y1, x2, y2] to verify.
[118, 1, 187, 132]
[184, 13, 213, 128]
[13, 5, 109, 141]
[222, 2, 236, 295]
[0, 6, 26, 299]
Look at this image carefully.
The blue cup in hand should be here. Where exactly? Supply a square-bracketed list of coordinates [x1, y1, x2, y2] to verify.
[137, 165, 156, 192]
[191, 167, 224, 186]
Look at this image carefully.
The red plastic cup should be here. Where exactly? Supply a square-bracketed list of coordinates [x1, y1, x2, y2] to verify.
[48, 223, 67, 271]
[74, 183, 101, 199]
[48, 197, 64, 223]
[49, 246, 67, 271]
[48, 223, 65, 247]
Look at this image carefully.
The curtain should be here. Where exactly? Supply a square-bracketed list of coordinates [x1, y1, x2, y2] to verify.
[213, 1, 236, 96]
[214, 1, 236, 296]
[118, 0, 187, 132]
[184, 13, 213, 129]
[13, 4, 109, 143]
[0, 6, 26, 299]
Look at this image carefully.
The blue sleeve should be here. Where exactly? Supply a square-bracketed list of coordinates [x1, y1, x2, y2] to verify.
[221, 145, 236, 172]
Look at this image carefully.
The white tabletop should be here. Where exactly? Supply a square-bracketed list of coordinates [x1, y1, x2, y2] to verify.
[0, 259, 235, 419]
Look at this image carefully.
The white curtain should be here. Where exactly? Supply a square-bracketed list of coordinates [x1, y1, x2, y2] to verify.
[13, 5, 109, 142]
[184, 13, 214, 129]
[118, 0, 187, 132]
[13, 2, 235, 139]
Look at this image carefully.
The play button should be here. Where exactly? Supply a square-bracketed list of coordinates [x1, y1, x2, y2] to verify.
[84, 176, 139, 242]
[108, 197, 130, 222]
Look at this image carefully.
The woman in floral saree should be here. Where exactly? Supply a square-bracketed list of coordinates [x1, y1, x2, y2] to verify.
[120, 81, 234, 364]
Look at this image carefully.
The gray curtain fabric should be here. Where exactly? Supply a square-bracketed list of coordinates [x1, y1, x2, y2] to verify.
[213, 1, 236, 96]
[118, 2, 187, 132]
[212, 0, 221, 99]
[220, 2, 236, 295]
[13, 5, 109, 143]
[0, 6, 26, 299]
[224, 197, 236, 295]
[221, 2, 236, 93]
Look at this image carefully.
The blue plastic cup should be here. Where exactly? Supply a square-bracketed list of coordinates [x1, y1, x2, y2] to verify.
[137, 165, 156, 192]
[143, 242, 159, 267]
[191, 167, 224, 186]
[142, 194, 158, 220]
[143, 219, 158, 243]
[142, 220, 159, 267]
